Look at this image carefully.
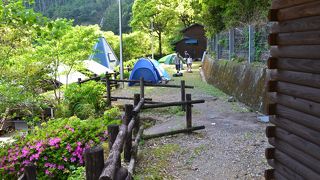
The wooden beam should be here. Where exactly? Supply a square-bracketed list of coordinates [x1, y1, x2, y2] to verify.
[271, 45, 320, 59]
[272, 15, 320, 33]
[270, 116, 320, 146]
[271, 0, 317, 9]
[144, 83, 194, 89]
[271, 30, 320, 45]
[268, 58, 320, 74]
[270, 138, 320, 174]
[124, 105, 133, 162]
[143, 126, 205, 140]
[266, 159, 305, 180]
[142, 100, 205, 109]
[267, 147, 320, 179]
[128, 126, 144, 174]
[274, 127, 320, 161]
[276, 1, 320, 22]
[269, 92, 320, 118]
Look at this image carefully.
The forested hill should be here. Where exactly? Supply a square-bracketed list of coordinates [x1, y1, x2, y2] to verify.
[31, 0, 133, 34]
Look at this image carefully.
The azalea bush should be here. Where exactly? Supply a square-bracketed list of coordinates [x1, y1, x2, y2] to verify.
[0, 107, 121, 179]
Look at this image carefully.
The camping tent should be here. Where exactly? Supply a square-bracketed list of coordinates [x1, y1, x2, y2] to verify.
[89, 37, 118, 69]
[150, 59, 171, 81]
[83, 60, 114, 75]
[129, 58, 170, 86]
[54, 64, 88, 85]
[158, 53, 176, 64]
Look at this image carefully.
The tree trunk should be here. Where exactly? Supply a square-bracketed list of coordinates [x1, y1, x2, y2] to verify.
[158, 31, 162, 57]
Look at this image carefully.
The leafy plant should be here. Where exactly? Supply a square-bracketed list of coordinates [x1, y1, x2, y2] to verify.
[61, 81, 106, 119]
[0, 107, 121, 179]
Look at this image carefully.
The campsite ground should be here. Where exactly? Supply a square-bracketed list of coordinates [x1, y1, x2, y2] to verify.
[112, 62, 270, 180]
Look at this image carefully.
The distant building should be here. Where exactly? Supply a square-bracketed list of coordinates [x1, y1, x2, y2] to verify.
[173, 24, 207, 60]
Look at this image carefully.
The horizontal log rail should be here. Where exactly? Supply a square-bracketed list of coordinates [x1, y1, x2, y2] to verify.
[142, 100, 205, 109]
[144, 83, 194, 89]
[109, 96, 152, 101]
[143, 126, 205, 140]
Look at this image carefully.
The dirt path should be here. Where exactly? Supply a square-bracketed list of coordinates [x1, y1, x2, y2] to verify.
[113, 62, 270, 180]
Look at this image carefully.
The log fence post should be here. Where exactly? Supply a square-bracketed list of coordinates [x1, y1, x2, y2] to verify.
[186, 94, 192, 130]
[181, 80, 186, 111]
[140, 77, 144, 99]
[24, 164, 36, 180]
[106, 72, 112, 107]
[133, 94, 141, 136]
[107, 124, 121, 168]
[84, 146, 104, 180]
[78, 78, 82, 86]
[124, 104, 133, 162]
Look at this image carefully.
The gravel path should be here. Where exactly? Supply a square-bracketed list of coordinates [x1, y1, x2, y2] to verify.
[113, 63, 270, 179]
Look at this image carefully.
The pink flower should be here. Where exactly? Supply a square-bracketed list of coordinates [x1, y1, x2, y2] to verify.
[58, 165, 64, 170]
[45, 169, 50, 175]
[63, 157, 68, 162]
[48, 138, 61, 146]
[21, 147, 30, 157]
[70, 157, 76, 162]
[66, 144, 72, 152]
[44, 156, 48, 160]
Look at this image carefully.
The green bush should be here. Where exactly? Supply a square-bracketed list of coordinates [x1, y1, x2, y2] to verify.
[0, 107, 121, 179]
[61, 81, 106, 119]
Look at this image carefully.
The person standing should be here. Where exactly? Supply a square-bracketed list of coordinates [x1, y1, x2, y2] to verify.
[184, 51, 192, 72]
[174, 52, 181, 74]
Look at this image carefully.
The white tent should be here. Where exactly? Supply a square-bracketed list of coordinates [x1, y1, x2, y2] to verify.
[54, 64, 88, 85]
[83, 60, 114, 75]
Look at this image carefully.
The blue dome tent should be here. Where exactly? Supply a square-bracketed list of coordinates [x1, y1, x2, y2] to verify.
[129, 58, 170, 86]
[89, 37, 118, 69]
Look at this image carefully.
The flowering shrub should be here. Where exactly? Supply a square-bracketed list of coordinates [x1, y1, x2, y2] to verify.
[0, 107, 120, 179]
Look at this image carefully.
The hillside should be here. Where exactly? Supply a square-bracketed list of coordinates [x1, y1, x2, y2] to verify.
[32, 0, 133, 33]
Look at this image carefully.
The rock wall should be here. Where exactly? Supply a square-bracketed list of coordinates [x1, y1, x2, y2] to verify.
[202, 55, 267, 113]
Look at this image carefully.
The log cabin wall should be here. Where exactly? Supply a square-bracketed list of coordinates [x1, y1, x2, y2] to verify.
[265, 0, 320, 179]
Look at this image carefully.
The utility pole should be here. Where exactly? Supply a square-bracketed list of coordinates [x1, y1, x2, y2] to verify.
[119, 0, 124, 87]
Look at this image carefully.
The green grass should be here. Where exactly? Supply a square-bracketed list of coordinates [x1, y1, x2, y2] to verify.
[134, 144, 180, 179]
[165, 62, 228, 99]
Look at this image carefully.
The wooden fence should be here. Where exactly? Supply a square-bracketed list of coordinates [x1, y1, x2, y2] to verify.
[266, 0, 320, 179]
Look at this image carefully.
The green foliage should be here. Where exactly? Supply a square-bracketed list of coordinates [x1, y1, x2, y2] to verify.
[61, 81, 106, 119]
[67, 166, 85, 180]
[0, 108, 121, 179]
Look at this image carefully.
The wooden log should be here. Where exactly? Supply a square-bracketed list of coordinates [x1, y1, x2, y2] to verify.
[107, 125, 120, 168]
[269, 92, 320, 118]
[276, 1, 320, 22]
[133, 98, 145, 115]
[271, 45, 320, 59]
[110, 96, 152, 101]
[100, 125, 127, 180]
[274, 127, 320, 161]
[270, 116, 320, 146]
[106, 74, 112, 107]
[181, 80, 186, 111]
[186, 94, 192, 129]
[124, 104, 133, 162]
[269, 70, 320, 89]
[114, 167, 129, 180]
[274, 170, 288, 180]
[266, 126, 276, 138]
[23, 164, 36, 180]
[108, 79, 152, 83]
[270, 30, 320, 45]
[269, 137, 320, 174]
[267, 57, 320, 74]
[265, 145, 320, 179]
[276, 81, 320, 103]
[143, 125, 205, 140]
[266, 159, 304, 180]
[142, 99, 205, 109]
[133, 94, 140, 136]
[85, 146, 104, 180]
[272, 15, 320, 33]
[128, 126, 144, 174]
[78, 76, 101, 84]
[140, 77, 144, 99]
[144, 83, 194, 89]
[271, 0, 317, 9]
[264, 169, 275, 180]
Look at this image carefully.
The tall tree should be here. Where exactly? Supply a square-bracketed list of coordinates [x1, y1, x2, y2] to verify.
[131, 0, 175, 56]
